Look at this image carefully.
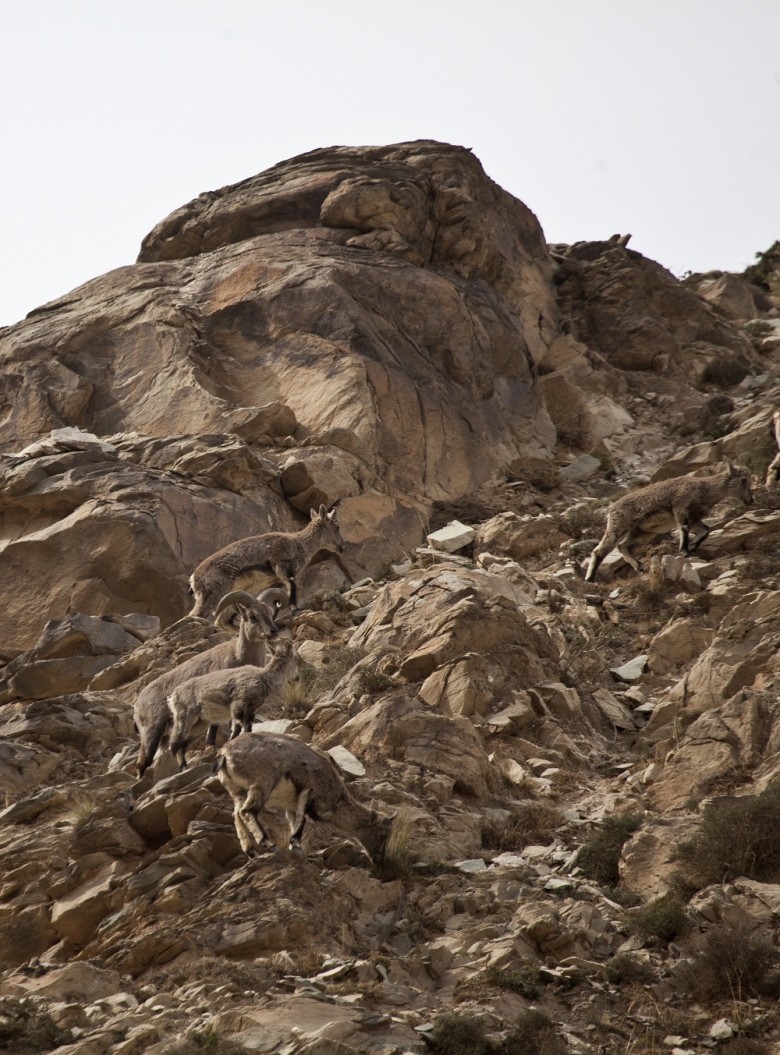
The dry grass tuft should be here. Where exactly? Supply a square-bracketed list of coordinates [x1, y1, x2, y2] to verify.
[481, 803, 564, 853]
[379, 809, 417, 879]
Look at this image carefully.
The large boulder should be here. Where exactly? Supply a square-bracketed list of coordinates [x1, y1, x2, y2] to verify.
[554, 241, 757, 379]
[0, 142, 565, 641]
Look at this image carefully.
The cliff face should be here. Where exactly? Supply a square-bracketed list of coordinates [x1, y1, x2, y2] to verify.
[0, 141, 562, 650]
[2, 144, 780, 1055]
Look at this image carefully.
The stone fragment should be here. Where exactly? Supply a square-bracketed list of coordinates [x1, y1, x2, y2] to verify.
[559, 454, 602, 481]
[327, 745, 366, 777]
[610, 654, 647, 682]
[709, 1019, 734, 1040]
[426, 520, 476, 553]
[592, 688, 637, 730]
[474, 511, 565, 561]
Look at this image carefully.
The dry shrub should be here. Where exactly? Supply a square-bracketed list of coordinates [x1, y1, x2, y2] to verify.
[484, 962, 542, 1000]
[0, 912, 51, 968]
[427, 1010, 565, 1055]
[309, 646, 360, 694]
[628, 893, 691, 943]
[678, 924, 780, 1002]
[675, 783, 780, 888]
[378, 809, 417, 880]
[720, 1041, 772, 1055]
[149, 955, 272, 994]
[426, 1012, 494, 1055]
[628, 564, 678, 614]
[575, 812, 643, 886]
[700, 357, 750, 388]
[280, 674, 312, 718]
[481, 802, 563, 852]
[556, 501, 605, 539]
[165, 1033, 251, 1055]
[0, 997, 72, 1053]
[605, 953, 656, 986]
[502, 1010, 566, 1055]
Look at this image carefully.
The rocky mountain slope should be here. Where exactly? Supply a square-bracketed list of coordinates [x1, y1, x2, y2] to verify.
[1, 142, 780, 1055]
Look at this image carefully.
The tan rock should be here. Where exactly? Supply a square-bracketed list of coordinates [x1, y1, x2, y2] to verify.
[696, 272, 760, 320]
[555, 242, 756, 377]
[649, 690, 770, 810]
[331, 693, 490, 797]
[1, 961, 124, 1002]
[51, 860, 131, 945]
[474, 511, 565, 562]
[352, 567, 557, 712]
[673, 591, 780, 714]
[620, 819, 694, 898]
[647, 618, 714, 675]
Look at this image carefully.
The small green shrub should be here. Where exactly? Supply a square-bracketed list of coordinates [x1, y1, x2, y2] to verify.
[575, 812, 643, 886]
[484, 962, 542, 1000]
[678, 924, 780, 1002]
[628, 893, 691, 943]
[675, 783, 780, 888]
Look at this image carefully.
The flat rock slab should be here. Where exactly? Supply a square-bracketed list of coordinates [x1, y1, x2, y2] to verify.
[427, 520, 476, 553]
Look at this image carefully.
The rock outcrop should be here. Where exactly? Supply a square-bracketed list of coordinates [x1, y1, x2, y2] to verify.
[2, 148, 780, 1055]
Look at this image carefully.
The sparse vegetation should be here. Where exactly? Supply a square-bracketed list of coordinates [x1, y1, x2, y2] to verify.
[426, 1012, 494, 1055]
[575, 811, 643, 886]
[556, 499, 605, 538]
[426, 1009, 565, 1055]
[280, 669, 312, 717]
[627, 564, 678, 614]
[699, 356, 750, 388]
[502, 1010, 567, 1055]
[309, 646, 361, 694]
[605, 953, 656, 986]
[0, 998, 72, 1053]
[484, 962, 543, 1000]
[378, 809, 417, 880]
[0, 912, 50, 968]
[628, 893, 691, 943]
[165, 1031, 252, 1055]
[481, 802, 564, 852]
[675, 783, 780, 888]
[740, 430, 778, 479]
[68, 790, 102, 830]
[678, 924, 780, 1002]
[355, 667, 395, 695]
[149, 955, 273, 994]
[720, 1040, 772, 1055]
[742, 239, 780, 291]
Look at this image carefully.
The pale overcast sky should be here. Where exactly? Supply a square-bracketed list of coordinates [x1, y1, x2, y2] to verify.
[2, 0, 779, 327]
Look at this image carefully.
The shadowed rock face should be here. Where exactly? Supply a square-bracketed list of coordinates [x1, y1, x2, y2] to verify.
[0, 142, 559, 646]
